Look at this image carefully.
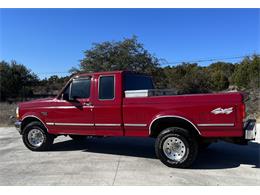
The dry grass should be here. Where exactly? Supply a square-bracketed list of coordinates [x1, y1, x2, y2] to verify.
[0, 103, 17, 126]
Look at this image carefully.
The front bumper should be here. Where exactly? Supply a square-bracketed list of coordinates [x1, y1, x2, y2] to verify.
[244, 119, 257, 140]
[15, 120, 22, 134]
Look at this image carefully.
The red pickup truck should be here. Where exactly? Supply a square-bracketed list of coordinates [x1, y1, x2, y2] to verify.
[15, 71, 257, 168]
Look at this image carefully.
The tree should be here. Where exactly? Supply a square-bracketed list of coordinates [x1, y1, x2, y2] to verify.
[231, 55, 260, 89]
[37, 75, 70, 94]
[0, 60, 39, 101]
[163, 63, 212, 94]
[74, 36, 162, 86]
[208, 62, 235, 91]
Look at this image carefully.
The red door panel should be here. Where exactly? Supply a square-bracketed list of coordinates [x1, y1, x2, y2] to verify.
[92, 73, 123, 136]
[46, 99, 94, 135]
[46, 76, 95, 135]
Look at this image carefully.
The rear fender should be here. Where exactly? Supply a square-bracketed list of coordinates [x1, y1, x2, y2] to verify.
[149, 113, 201, 136]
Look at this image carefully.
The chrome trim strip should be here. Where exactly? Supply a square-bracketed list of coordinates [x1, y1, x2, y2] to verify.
[149, 115, 201, 135]
[124, 124, 147, 127]
[22, 115, 49, 132]
[95, 123, 121, 127]
[46, 122, 121, 127]
[56, 123, 94, 126]
[46, 122, 55, 125]
[197, 123, 234, 127]
[46, 122, 94, 126]
[40, 106, 93, 109]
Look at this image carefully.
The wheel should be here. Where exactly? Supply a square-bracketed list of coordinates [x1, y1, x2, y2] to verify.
[69, 135, 86, 141]
[155, 127, 198, 168]
[22, 121, 54, 151]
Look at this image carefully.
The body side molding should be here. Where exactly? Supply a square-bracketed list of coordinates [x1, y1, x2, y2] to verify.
[46, 122, 94, 126]
[197, 123, 234, 127]
[124, 124, 147, 127]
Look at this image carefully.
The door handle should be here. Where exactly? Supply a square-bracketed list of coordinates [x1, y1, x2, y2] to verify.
[83, 102, 93, 106]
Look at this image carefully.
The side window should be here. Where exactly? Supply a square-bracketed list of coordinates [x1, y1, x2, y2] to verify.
[99, 76, 115, 100]
[70, 78, 91, 99]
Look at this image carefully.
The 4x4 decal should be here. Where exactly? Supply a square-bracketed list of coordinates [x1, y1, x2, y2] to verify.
[211, 107, 233, 115]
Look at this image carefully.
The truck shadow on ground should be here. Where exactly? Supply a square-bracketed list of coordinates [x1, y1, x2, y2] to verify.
[52, 137, 260, 169]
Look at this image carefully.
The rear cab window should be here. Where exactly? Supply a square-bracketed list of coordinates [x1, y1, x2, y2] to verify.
[124, 73, 154, 91]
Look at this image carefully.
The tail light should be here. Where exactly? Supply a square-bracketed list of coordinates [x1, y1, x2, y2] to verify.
[240, 103, 246, 120]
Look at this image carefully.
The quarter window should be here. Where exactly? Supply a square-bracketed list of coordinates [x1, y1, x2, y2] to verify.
[99, 76, 115, 100]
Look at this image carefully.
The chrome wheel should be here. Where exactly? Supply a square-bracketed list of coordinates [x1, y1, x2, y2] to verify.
[27, 129, 44, 147]
[162, 137, 186, 161]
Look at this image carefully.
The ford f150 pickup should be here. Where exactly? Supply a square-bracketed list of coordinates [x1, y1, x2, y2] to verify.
[15, 71, 257, 168]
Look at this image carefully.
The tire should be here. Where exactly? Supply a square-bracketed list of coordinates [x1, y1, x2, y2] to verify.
[155, 127, 198, 168]
[69, 135, 86, 141]
[22, 121, 54, 151]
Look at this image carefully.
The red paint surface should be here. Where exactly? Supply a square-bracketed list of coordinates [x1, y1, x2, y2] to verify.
[18, 71, 245, 138]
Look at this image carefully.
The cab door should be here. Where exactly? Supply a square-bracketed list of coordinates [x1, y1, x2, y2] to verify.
[46, 76, 95, 135]
[92, 73, 123, 136]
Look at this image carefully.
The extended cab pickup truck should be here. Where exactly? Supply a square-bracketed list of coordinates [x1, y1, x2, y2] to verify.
[15, 71, 257, 168]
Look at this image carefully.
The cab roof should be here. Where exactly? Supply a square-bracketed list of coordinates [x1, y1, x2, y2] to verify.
[73, 70, 148, 78]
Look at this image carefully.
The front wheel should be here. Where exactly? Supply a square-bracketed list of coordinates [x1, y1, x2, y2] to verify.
[22, 121, 54, 151]
[155, 127, 198, 168]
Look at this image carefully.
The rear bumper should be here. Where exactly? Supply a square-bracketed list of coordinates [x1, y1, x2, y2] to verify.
[244, 119, 257, 140]
[14, 120, 22, 134]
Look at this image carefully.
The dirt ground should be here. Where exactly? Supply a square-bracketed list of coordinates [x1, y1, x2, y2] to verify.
[0, 103, 17, 126]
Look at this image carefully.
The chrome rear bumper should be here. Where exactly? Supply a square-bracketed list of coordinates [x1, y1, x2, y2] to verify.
[244, 119, 256, 140]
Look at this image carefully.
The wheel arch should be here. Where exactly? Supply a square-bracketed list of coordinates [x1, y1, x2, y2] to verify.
[21, 115, 48, 134]
[149, 115, 201, 138]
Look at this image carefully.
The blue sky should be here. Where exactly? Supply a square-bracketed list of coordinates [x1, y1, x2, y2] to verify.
[0, 9, 259, 78]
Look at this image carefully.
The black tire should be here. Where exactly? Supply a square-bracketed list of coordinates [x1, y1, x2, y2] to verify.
[155, 127, 198, 168]
[69, 135, 86, 141]
[22, 121, 54, 151]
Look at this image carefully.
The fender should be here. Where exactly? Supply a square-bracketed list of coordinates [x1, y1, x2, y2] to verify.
[21, 114, 49, 132]
[149, 114, 201, 135]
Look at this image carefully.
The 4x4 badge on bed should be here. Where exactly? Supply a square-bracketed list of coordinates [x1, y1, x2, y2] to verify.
[211, 107, 233, 115]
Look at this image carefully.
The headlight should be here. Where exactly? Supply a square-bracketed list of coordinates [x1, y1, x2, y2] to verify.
[16, 107, 19, 118]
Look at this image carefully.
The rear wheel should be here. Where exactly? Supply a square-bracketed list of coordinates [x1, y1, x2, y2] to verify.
[22, 121, 54, 151]
[69, 135, 86, 141]
[155, 127, 198, 168]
